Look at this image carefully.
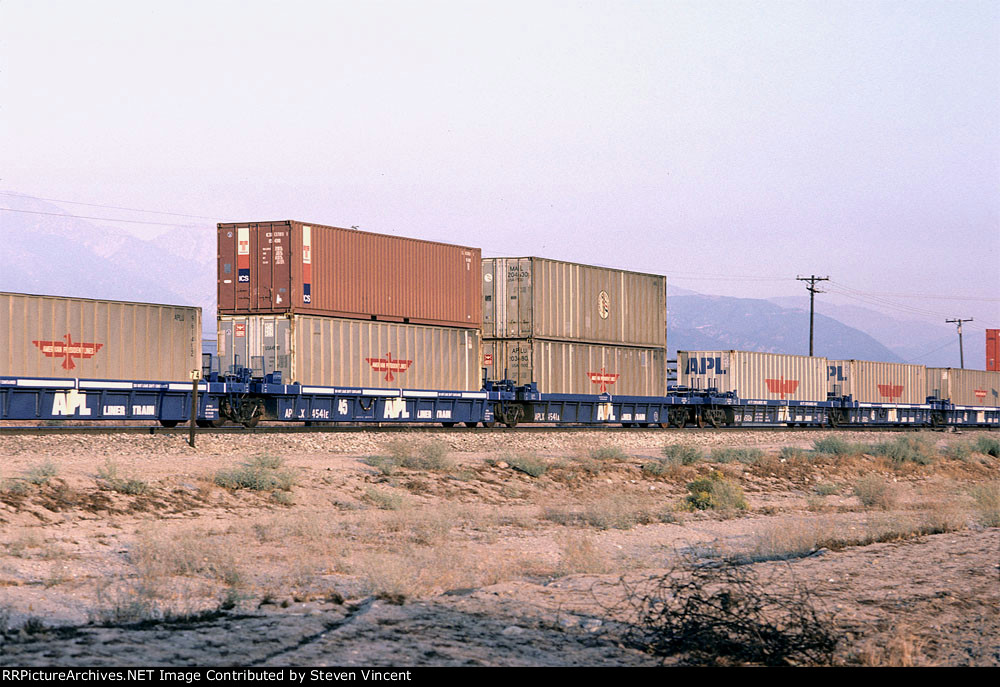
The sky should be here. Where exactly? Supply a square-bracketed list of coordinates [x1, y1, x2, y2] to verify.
[2, 0, 998, 334]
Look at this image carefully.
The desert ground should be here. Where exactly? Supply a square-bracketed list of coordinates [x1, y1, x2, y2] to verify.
[0, 427, 997, 666]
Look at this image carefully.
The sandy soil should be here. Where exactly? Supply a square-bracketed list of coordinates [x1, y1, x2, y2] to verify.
[0, 428, 997, 666]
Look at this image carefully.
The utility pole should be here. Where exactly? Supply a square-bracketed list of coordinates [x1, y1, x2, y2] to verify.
[945, 318, 973, 369]
[796, 275, 829, 356]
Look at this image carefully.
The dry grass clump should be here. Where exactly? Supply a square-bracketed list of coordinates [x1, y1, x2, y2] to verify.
[131, 527, 245, 589]
[973, 436, 1000, 458]
[813, 482, 840, 496]
[373, 439, 455, 472]
[214, 454, 295, 493]
[96, 458, 149, 496]
[362, 487, 409, 511]
[779, 447, 808, 461]
[811, 436, 865, 458]
[556, 534, 611, 575]
[853, 474, 898, 510]
[545, 493, 673, 530]
[589, 445, 629, 461]
[500, 451, 549, 477]
[968, 481, 1000, 527]
[355, 546, 514, 602]
[856, 625, 928, 667]
[684, 471, 748, 513]
[749, 517, 838, 561]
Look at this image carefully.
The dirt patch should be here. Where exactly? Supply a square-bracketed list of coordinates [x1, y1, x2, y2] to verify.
[0, 429, 997, 666]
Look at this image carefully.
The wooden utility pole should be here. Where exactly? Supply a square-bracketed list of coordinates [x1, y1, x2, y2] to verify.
[189, 369, 201, 448]
[945, 318, 973, 369]
[796, 275, 829, 356]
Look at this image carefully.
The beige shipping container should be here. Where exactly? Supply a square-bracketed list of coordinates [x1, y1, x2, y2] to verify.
[827, 360, 927, 404]
[483, 257, 666, 347]
[678, 350, 829, 402]
[484, 339, 666, 396]
[218, 314, 481, 391]
[926, 368, 1000, 407]
[1, 292, 201, 381]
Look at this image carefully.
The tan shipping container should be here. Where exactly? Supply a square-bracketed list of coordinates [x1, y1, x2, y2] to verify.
[1, 292, 201, 381]
[484, 339, 666, 396]
[678, 350, 829, 402]
[482, 257, 666, 347]
[218, 314, 481, 391]
[926, 368, 1000, 407]
[827, 360, 927, 404]
[218, 221, 481, 328]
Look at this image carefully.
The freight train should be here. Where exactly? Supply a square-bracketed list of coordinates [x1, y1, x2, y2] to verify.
[2, 221, 998, 430]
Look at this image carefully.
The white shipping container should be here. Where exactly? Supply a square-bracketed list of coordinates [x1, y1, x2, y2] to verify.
[484, 338, 666, 396]
[678, 350, 829, 402]
[218, 314, 481, 391]
[482, 257, 666, 347]
[827, 360, 928, 404]
[926, 368, 1000, 407]
[1, 292, 201, 381]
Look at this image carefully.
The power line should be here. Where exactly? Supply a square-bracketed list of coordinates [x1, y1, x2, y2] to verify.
[0, 191, 217, 220]
[0, 207, 210, 229]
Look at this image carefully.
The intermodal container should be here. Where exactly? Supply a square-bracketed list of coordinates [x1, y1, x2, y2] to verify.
[827, 360, 927, 404]
[677, 350, 829, 402]
[482, 257, 666, 347]
[218, 314, 481, 391]
[484, 339, 666, 396]
[1, 292, 201, 381]
[988, 329, 999, 372]
[218, 221, 481, 328]
[926, 368, 1000, 407]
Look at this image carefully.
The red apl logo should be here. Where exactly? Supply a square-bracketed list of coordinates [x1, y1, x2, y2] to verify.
[975, 389, 987, 399]
[32, 334, 103, 370]
[764, 377, 799, 399]
[878, 384, 904, 400]
[587, 368, 620, 393]
[366, 352, 413, 382]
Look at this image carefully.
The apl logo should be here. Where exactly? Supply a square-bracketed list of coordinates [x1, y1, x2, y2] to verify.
[366, 352, 413, 382]
[33, 334, 103, 370]
[764, 377, 799, 399]
[975, 389, 987, 399]
[878, 384, 904, 400]
[587, 368, 620, 393]
[686, 357, 727, 375]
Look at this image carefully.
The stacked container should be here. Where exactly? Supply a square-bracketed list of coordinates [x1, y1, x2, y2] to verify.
[677, 350, 829, 402]
[1, 292, 201, 381]
[216, 221, 483, 390]
[988, 329, 999, 372]
[826, 360, 927, 404]
[482, 257, 667, 395]
[926, 368, 1000, 407]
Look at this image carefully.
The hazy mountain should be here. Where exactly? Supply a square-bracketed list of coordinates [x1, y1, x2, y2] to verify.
[768, 296, 985, 369]
[0, 195, 217, 335]
[668, 294, 901, 362]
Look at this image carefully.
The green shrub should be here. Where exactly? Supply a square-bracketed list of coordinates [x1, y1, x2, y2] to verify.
[813, 482, 840, 496]
[811, 437, 861, 456]
[503, 452, 549, 477]
[363, 487, 407, 511]
[780, 447, 807, 461]
[589, 445, 628, 461]
[215, 455, 295, 492]
[24, 460, 58, 485]
[710, 447, 763, 464]
[661, 444, 702, 465]
[943, 441, 973, 462]
[685, 471, 748, 512]
[974, 436, 1000, 458]
[969, 482, 1000, 527]
[96, 458, 149, 495]
[871, 436, 935, 466]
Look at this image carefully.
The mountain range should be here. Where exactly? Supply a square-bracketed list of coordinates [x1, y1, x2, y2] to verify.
[0, 194, 987, 369]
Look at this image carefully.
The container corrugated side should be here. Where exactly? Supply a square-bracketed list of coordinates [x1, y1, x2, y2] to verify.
[1, 292, 201, 381]
[827, 360, 927, 404]
[926, 368, 1000, 407]
[482, 257, 666, 347]
[678, 350, 828, 402]
[484, 338, 666, 396]
[218, 221, 481, 328]
[988, 329, 999, 372]
[218, 314, 481, 391]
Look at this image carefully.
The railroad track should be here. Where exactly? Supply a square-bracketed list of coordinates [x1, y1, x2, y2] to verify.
[0, 423, 983, 436]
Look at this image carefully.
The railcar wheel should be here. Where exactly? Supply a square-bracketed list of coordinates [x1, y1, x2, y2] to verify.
[464, 422, 478, 428]
[196, 418, 228, 428]
[159, 420, 179, 428]
[441, 422, 457, 428]
[483, 421, 497, 428]
[242, 415, 260, 428]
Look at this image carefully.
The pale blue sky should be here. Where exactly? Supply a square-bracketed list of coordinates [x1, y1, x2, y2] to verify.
[2, 0, 997, 330]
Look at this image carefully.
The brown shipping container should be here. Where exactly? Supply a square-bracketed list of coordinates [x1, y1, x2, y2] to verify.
[218, 314, 481, 391]
[988, 329, 999, 372]
[1, 292, 201, 381]
[926, 368, 1000, 407]
[484, 339, 666, 396]
[482, 257, 666, 347]
[218, 221, 481, 328]
[827, 360, 927, 404]
[678, 350, 829, 402]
